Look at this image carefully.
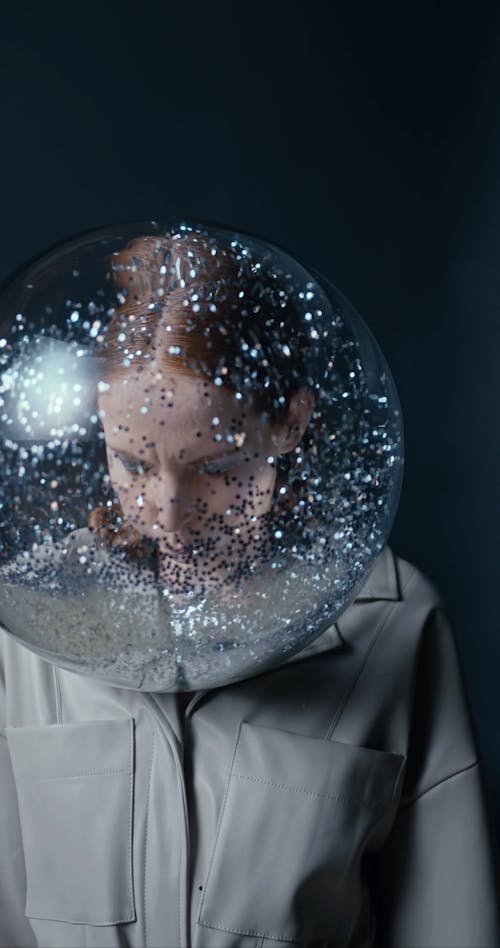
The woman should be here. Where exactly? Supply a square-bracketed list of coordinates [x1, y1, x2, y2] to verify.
[0, 228, 499, 948]
[87, 231, 317, 595]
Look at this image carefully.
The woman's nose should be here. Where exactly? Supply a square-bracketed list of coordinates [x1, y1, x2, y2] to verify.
[146, 475, 194, 533]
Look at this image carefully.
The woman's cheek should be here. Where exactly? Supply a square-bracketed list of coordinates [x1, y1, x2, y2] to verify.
[217, 480, 273, 521]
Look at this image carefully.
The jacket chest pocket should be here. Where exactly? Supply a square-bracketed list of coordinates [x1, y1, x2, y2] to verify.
[6, 718, 136, 927]
[198, 722, 406, 946]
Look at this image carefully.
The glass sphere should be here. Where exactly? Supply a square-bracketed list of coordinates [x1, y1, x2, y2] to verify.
[0, 220, 404, 691]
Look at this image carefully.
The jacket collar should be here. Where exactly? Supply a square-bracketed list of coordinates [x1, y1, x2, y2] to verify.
[353, 544, 400, 602]
[282, 545, 400, 665]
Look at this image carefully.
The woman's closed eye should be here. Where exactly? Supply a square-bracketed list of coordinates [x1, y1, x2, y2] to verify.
[113, 452, 238, 478]
[114, 453, 152, 476]
[197, 456, 237, 476]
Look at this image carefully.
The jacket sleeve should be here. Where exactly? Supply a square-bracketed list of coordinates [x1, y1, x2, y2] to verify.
[369, 605, 500, 948]
[0, 642, 37, 948]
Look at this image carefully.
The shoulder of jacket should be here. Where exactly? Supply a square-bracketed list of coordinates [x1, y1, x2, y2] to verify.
[391, 548, 447, 612]
[356, 544, 446, 612]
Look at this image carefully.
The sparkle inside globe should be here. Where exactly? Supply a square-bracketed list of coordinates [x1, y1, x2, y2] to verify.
[0, 220, 404, 690]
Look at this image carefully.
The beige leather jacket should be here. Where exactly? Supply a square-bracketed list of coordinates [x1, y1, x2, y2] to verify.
[1, 546, 499, 948]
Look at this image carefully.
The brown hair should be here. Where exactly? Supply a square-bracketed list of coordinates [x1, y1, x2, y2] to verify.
[88, 229, 318, 556]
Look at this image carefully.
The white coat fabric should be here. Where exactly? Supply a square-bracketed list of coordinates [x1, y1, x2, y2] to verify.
[0, 544, 499, 948]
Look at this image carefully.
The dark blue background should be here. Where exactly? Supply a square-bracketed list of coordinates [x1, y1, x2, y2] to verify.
[1, 2, 499, 844]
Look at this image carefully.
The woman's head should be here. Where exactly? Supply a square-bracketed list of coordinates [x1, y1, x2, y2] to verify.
[101, 229, 314, 420]
[90, 230, 316, 590]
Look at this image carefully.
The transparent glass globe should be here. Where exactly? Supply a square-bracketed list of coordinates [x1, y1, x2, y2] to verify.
[0, 220, 404, 690]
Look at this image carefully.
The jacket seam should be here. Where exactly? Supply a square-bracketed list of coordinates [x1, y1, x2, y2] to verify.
[12, 768, 133, 781]
[198, 917, 300, 941]
[325, 566, 421, 740]
[24, 909, 137, 925]
[398, 758, 480, 809]
[127, 718, 135, 923]
[53, 664, 62, 723]
[143, 726, 156, 948]
[231, 772, 387, 806]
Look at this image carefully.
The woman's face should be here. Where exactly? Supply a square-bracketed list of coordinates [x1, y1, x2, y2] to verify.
[98, 367, 288, 590]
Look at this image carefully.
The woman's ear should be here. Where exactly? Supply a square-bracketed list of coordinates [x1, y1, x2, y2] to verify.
[271, 387, 315, 454]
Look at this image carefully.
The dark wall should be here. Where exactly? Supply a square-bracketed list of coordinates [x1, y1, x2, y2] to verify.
[1, 2, 499, 841]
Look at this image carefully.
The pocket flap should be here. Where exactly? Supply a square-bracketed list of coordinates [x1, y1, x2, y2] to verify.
[232, 722, 405, 807]
[6, 718, 134, 781]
